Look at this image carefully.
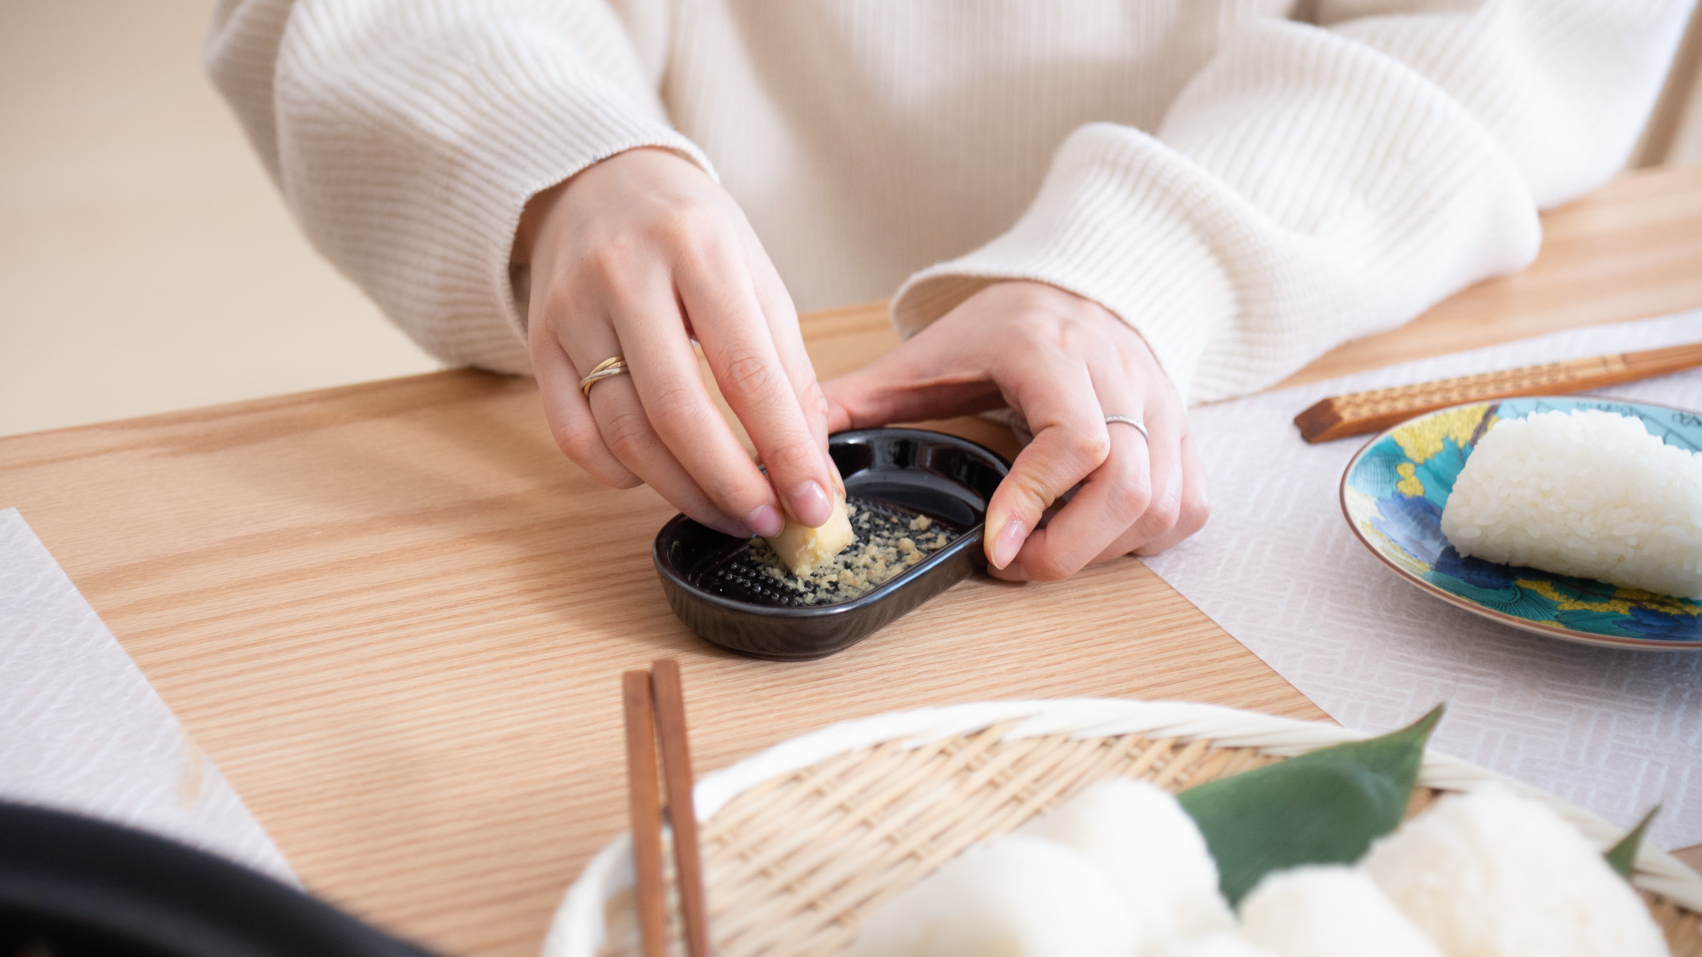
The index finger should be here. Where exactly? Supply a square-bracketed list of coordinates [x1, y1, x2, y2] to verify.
[677, 246, 836, 527]
[607, 284, 788, 538]
[742, 243, 844, 496]
[982, 353, 1111, 573]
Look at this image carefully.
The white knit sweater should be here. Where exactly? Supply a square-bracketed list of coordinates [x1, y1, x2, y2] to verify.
[206, 0, 1692, 404]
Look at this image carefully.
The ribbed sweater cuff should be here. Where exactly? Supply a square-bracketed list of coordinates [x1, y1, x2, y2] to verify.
[891, 124, 1233, 405]
[278, 14, 715, 374]
[432, 79, 716, 365]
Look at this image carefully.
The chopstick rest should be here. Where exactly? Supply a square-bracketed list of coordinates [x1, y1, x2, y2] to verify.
[1293, 341, 1702, 443]
[622, 659, 711, 957]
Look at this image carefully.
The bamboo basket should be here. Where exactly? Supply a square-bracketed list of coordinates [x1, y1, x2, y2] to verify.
[547, 699, 1702, 956]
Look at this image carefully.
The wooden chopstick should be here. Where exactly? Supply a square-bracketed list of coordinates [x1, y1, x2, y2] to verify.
[651, 660, 710, 957]
[621, 671, 668, 957]
[622, 660, 711, 957]
[1293, 341, 1702, 443]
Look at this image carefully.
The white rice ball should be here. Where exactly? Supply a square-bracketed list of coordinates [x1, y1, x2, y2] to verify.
[1162, 932, 1278, 957]
[1238, 865, 1445, 957]
[844, 834, 1135, 957]
[1361, 784, 1671, 957]
[1439, 408, 1702, 598]
[1021, 779, 1235, 950]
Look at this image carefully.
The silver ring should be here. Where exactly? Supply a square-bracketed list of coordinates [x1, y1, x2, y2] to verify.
[1104, 414, 1149, 442]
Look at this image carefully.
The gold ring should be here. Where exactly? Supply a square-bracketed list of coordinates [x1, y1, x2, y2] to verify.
[579, 355, 629, 398]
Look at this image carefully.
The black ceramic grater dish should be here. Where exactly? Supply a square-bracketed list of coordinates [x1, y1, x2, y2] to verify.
[653, 428, 1010, 660]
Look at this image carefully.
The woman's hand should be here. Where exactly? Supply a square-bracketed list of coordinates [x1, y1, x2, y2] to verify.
[515, 148, 839, 538]
[823, 281, 1208, 580]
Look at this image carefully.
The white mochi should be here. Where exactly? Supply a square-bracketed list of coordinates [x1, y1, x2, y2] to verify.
[844, 834, 1134, 957]
[1239, 865, 1445, 957]
[1021, 778, 1235, 952]
[1362, 784, 1671, 957]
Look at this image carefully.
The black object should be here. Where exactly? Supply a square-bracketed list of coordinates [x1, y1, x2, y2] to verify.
[654, 428, 1010, 660]
[0, 801, 441, 957]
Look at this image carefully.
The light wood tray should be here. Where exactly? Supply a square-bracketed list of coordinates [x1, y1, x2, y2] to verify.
[547, 700, 1702, 957]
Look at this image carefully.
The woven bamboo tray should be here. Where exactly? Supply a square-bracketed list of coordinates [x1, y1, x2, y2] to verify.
[546, 699, 1702, 957]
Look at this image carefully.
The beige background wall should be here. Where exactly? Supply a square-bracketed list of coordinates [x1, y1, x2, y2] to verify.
[0, 2, 439, 438]
[2, 2, 1700, 438]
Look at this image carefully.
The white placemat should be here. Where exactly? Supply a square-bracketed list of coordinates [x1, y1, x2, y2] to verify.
[0, 507, 294, 883]
[1144, 311, 1702, 850]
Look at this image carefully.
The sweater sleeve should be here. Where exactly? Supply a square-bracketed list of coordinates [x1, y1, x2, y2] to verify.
[889, 1, 1694, 405]
[204, 0, 712, 374]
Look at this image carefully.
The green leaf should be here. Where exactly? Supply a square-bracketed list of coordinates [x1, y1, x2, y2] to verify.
[1178, 704, 1443, 906]
[1604, 806, 1659, 880]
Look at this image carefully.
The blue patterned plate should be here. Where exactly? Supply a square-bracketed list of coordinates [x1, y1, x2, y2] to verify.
[1339, 396, 1702, 651]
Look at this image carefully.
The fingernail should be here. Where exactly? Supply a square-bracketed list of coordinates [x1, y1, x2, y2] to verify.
[746, 504, 785, 539]
[988, 519, 1027, 570]
[787, 480, 832, 527]
[713, 518, 754, 538]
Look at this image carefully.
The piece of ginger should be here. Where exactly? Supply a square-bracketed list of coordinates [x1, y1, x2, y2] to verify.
[765, 494, 855, 577]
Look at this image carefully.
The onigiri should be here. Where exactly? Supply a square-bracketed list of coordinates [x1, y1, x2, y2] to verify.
[844, 833, 1134, 957]
[1238, 865, 1445, 957]
[1162, 932, 1278, 957]
[1439, 408, 1702, 599]
[1019, 779, 1234, 950]
[1361, 784, 1671, 957]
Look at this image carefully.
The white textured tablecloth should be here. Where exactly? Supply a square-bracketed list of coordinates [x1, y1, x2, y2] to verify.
[0, 508, 294, 883]
[1144, 311, 1702, 850]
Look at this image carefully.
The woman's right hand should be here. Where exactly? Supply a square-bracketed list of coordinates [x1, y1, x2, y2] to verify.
[514, 148, 840, 538]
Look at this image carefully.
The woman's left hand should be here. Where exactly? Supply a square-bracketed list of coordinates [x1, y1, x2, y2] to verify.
[822, 281, 1208, 581]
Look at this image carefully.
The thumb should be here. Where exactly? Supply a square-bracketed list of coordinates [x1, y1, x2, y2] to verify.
[823, 336, 1000, 433]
